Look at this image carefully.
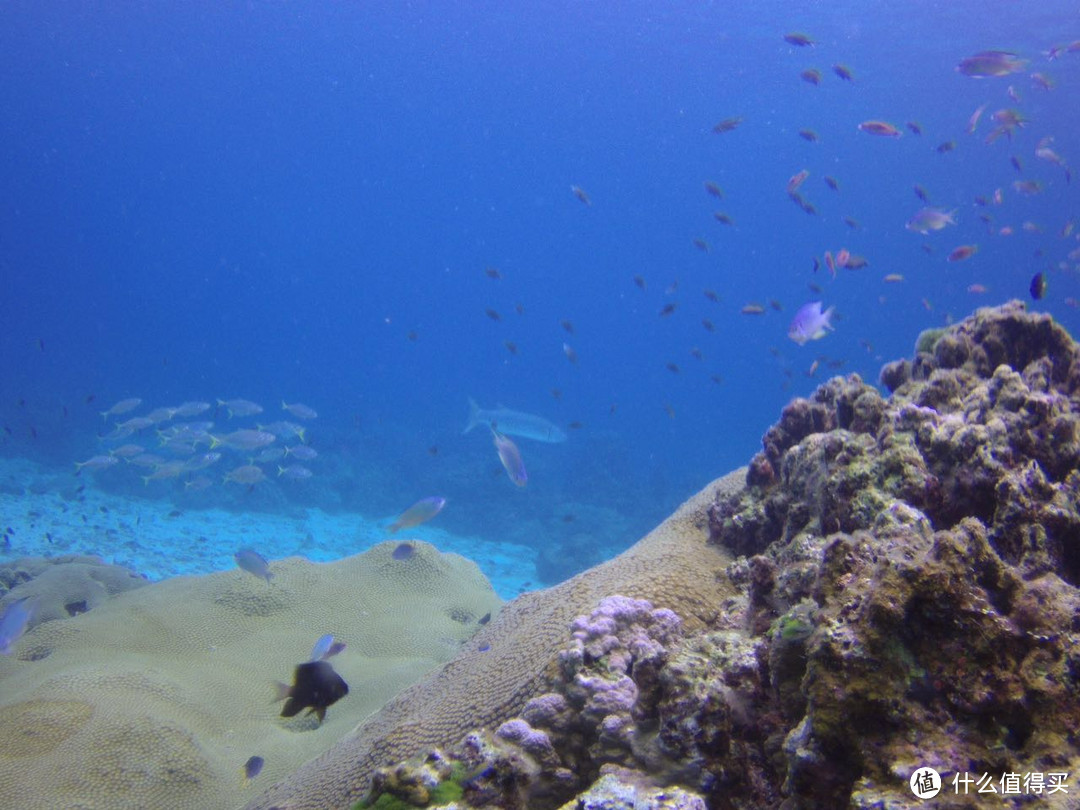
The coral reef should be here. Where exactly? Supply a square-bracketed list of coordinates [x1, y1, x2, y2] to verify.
[0, 540, 499, 810]
[704, 301, 1080, 806]
[251, 302, 1080, 809]
[0, 554, 148, 629]
[244, 473, 742, 810]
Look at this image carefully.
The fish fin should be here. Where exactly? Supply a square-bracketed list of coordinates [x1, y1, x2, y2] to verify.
[464, 397, 481, 434]
[282, 400, 288, 410]
[277, 466, 285, 477]
[273, 681, 291, 703]
[314, 706, 326, 724]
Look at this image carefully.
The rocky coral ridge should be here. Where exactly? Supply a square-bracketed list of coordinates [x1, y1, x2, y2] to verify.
[357, 596, 735, 810]
[704, 301, 1080, 806]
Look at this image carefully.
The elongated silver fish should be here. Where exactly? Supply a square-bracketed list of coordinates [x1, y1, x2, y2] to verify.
[492, 428, 528, 487]
[465, 398, 566, 443]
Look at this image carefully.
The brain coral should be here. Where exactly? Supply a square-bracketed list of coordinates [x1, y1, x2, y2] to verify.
[244, 470, 744, 810]
[0, 540, 499, 810]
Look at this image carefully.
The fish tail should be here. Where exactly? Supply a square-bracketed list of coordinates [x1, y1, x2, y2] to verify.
[208, 435, 222, 450]
[277, 466, 285, 477]
[463, 397, 481, 434]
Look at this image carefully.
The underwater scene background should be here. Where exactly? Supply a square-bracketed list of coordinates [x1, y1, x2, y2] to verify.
[1, 0, 1079, 593]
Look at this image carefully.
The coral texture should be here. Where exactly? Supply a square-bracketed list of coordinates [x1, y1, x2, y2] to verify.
[245, 473, 742, 810]
[703, 301, 1080, 806]
[0, 540, 499, 810]
[0, 554, 148, 629]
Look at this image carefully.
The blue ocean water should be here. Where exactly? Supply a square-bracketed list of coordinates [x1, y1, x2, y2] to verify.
[1, 1, 1078, 586]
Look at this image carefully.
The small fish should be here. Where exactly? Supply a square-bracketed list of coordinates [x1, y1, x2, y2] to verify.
[967, 103, 988, 134]
[285, 444, 318, 461]
[798, 129, 818, 142]
[967, 283, 988, 294]
[74, 455, 120, 475]
[788, 301, 835, 345]
[712, 116, 743, 134]
[666, 362, 680, 374]
[559, 319, 575, 334]
[173, 401, 212, 418]
[224, 464, 267, 485]
[276, 660, 349, 724]
[492, 428, 527, 487]
[713, 211, 733, 225]
[947, 244, 978, 262]
[741, 303, 765, 315]
[570, 185, 591, 205]
[883, 273, 905, 283]
[389, 496, 447, 533]
[844, 255, 869, 270]
[485, 308, 502, 322]
[235, 548, 273, 582]
[0, 597, 33, 655]
[842, 216, 860, 230]
[703, 289, 720, 303]
[800, 68, 821, 85]
[282, 401, 318, 420]
[562, 342, 579, 364]
[692, 238, 710, 253]
[251, 447, 285, 465]
[702, 319, 716, 332]
[484, 266, 502, 280]
[913, 184, 930, 203]
[936, 140, 956, 154]
[503, 340, 518, 355]
[100, 398, 143, 421]
[110, 443, 145, 458]
[659, 303, 678, 317]
[824, 176, 839, 191]
[1012, 179, 1042, 196]
[704, 181, 724, 198]
[243, 756, 265, 781]
[632, 274, 646, 290]
[217, 398, 264, 418]
[392, 542, 415, 561]
[1030, 272, 1047, 300]
[907, 121, 923, 135]
[787, 169, 810, 194]
[211, 429, 276, 451]
[783, 32, 814, 47]
[277, 464, 313, 481]
[858, 120, 902, 138]
[310, 634, 346, 662]
[906, 207, 956, 234]
[832, 63, 854, 81]
[957, 50, 1027, 78]
[260, 421, 306, 442]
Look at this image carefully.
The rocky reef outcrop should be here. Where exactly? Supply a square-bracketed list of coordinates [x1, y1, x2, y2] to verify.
[257, 302, 1080, 810]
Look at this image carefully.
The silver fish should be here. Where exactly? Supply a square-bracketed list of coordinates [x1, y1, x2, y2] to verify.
[0, 597, 33, 654]
[465, 398, 566, 443]
[492, 428, 528, 487]
[235, 548, 272, 582]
